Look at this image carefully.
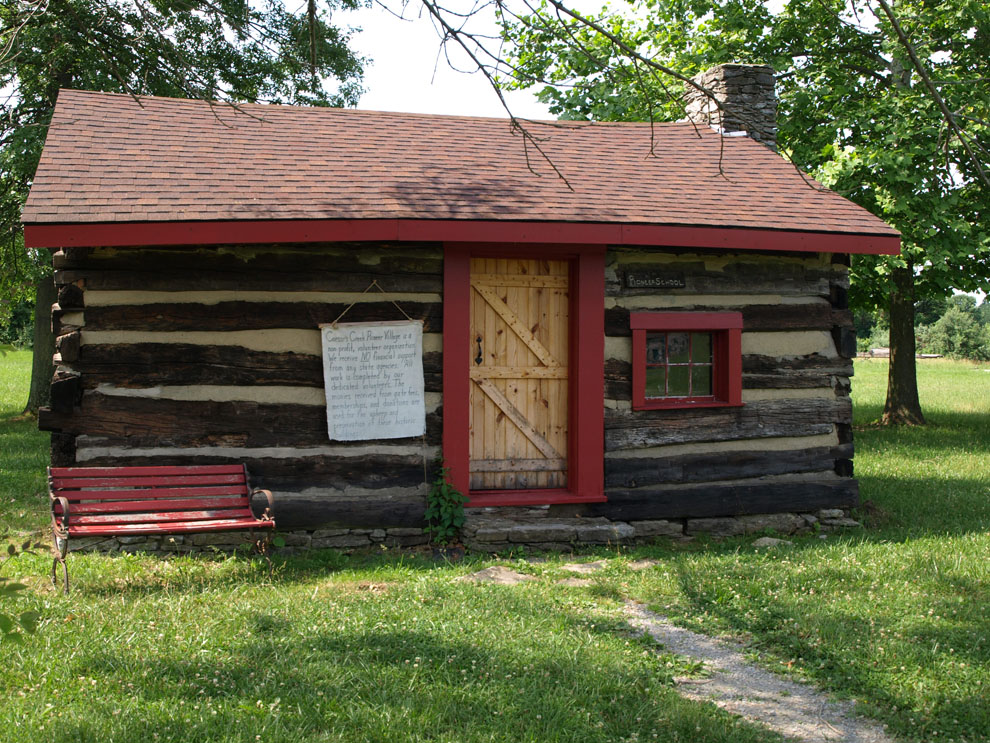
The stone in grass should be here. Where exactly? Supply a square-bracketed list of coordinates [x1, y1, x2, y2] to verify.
[627, 559, 660, 571]
[460, 566, 536, 584]
[821, 517, 862, 528]
[752, 537, 794, 549]
[561, 559, 609, 574]
[556, 577, 594, 587]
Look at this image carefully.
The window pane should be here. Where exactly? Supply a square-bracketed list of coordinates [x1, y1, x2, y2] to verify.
[667, 365, 690, 396]
[644, 367, 666, 398]
[667, 332, 690, 364]
[691, 332, 712, 363]
[691, 365, 712, 396]
[645, 333, 665, 364]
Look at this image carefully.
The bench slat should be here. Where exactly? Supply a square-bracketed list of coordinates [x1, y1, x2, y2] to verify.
[53, 485, 248, 502]
[52, 474, 246, 489]
[69, 508, 257, 527]
[55, 496, 251, 516]
[69, 517, 274, 537]
[51, 465, 246, 478]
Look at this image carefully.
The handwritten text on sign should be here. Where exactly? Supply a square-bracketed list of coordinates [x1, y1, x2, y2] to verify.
[320, 321, 425, 441]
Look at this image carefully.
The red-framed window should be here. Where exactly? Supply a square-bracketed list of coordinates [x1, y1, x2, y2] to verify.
[630, 312, 743, 410]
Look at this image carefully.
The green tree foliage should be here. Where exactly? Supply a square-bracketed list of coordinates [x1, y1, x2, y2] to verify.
[917, 295, 990, 360]
[1, 0, 366, 410]
[499, 0, 990, 423]
[919, 306, 990, 360]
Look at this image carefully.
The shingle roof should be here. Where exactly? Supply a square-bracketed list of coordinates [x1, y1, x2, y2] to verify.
[23, 89, 897, 239]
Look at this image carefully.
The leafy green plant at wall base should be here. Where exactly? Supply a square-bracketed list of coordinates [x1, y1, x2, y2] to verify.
[424, 466, 468, 546]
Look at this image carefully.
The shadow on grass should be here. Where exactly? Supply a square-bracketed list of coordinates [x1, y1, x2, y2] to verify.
[49, 587, 781, 743]
[666, 541, 990, 742]
[52, 545, 515, 599]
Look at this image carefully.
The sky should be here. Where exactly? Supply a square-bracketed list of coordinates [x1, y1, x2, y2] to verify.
[342, 2, 556, 119]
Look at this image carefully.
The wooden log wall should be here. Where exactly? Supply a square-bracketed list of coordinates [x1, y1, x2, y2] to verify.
[43, 243, 444, 529]
[580, 246, 858, 522]
[43, 241, 858, 533]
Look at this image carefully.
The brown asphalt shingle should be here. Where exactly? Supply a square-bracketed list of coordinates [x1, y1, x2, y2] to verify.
[22, 89, 897, 237]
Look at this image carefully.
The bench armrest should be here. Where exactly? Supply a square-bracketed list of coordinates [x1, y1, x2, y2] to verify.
[250, 488, 275, 522]
[51, 496, 70, 538]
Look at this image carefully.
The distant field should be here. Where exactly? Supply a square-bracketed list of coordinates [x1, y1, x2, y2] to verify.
[1, 354, 988, 743]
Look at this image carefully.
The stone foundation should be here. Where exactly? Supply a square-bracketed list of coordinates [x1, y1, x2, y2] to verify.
[61, 509, 859, 555]
[460, 507, 860, 553]
[62, 526, 430, 555]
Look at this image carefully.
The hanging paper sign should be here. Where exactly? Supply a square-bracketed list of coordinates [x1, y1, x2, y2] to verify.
[320, 320, 426, 441]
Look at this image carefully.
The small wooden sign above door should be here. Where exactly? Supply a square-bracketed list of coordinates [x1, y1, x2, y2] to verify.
[320, 320, 425, 441]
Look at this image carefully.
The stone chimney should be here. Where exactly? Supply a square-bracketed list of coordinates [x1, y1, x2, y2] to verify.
[683, 64, 777, 150]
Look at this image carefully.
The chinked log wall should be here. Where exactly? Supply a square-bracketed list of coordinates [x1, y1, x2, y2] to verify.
[42, 242, 444, 530]
[41, 241, 857, 536]
[589, 246, 857, 523]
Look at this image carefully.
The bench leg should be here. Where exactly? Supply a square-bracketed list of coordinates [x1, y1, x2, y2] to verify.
[51, 533, 69, 595]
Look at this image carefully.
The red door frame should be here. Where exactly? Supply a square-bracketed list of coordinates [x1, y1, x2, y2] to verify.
[442, 243, 606, 507]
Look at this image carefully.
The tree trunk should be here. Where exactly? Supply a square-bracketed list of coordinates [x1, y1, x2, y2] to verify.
[23, 276, 56, 415]
[881, 264, 925, 425]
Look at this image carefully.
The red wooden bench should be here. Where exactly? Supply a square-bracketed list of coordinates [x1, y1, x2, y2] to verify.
[49, 464, 275, 593]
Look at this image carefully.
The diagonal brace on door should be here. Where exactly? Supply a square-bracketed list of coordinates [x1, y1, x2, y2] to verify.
[473, 285, 559, 368]
[473, 378, 563, 461]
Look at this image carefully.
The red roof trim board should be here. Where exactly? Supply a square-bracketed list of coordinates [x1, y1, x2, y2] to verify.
[23, 218, 900, 254]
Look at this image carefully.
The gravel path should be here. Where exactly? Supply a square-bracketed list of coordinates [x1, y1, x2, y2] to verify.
[624, 602, 896, 743]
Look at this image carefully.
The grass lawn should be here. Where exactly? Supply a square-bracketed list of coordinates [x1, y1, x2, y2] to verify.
[0, 350, 50, 534]
[1, 354, 988, 742]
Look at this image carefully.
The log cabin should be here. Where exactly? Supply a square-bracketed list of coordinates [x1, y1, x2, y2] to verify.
[22, 65, 900, 552]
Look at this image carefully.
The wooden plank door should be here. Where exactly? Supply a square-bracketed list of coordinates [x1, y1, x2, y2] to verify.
[469, 258, 569, 490]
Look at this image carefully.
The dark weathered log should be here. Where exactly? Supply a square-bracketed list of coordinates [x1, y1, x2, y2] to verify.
[604, 397, 851, 451]
[743, 355, 853, 375]
[742, 351, 856, 390]
[830, 282, 849, 310]
[58, 268, 444, 293]
[84, 301, 442, 332]
[274, 493, 427, 530]
[75, 452, 428, 491]
[56, 332, 82, 363]
[605, 354, 851, 398]
[834, 377, 852, 398]
[50, 432, 77, 467]
[54, 243, 442, 289]
[832, 326, 858, 359]
[834, 458, 854, 477]
[52, 249, 72, 270]
[605, 304, 852, 337]
[50, 303, 81, 337]
[50, 370, 82, 413]
[604, 444, 853, 488]
[587, 478, 859, 520]
[39, 393, 443, 448]
[55, 242, 441, 268]
[56, 283, 84, 309]
[607, 260, 831, 298]
[75, 344, 443, 393]
[604, 358, 631, 400]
